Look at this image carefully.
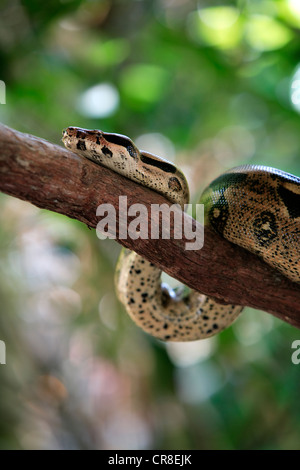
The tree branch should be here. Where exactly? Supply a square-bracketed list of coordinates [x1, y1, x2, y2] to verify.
[1, 123, 299, 328]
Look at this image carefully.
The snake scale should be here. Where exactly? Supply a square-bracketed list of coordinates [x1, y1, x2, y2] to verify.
[62, 127, 300, 341]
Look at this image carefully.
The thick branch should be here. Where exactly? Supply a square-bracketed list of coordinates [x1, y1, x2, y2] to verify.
[0, 123, 299, 328]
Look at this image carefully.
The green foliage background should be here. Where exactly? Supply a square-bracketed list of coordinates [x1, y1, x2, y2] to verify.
[0, 0, 300, 449]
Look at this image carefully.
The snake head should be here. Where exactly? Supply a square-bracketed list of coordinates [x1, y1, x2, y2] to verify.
[62, 126, 189, 207]
[62, 126, 139, 161]
[62, 126, 97, 152]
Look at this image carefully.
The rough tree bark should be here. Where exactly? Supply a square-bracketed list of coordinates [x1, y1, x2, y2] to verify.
[0, 123, 299, 328]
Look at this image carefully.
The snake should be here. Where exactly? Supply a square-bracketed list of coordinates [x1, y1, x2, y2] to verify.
[62, 127, 300, 341]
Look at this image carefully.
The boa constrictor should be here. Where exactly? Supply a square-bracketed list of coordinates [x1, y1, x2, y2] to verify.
[62, 127, 300, 341]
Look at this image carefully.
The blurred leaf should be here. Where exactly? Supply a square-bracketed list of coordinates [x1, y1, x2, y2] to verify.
[245, 14, 293, 51]
[278, 0, 300, 28]
[84, 38, 130, 67]
[120, 64, 170, 107]
[189, 7, 243, 49]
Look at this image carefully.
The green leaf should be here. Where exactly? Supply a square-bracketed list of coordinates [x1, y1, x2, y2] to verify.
[245, 14, 293, 51]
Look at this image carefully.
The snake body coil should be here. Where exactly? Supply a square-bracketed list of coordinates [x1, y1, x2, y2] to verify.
[62, 127, 300, 341]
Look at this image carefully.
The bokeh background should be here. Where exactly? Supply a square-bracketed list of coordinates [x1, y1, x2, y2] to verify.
[1, 0, 300, 450]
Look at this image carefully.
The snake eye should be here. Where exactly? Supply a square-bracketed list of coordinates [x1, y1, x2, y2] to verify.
[62, 127, 77, 138]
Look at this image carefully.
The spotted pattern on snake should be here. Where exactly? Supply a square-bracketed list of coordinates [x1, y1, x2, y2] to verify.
[62, 127, 300, 341]
[201, 167, 300, 284]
